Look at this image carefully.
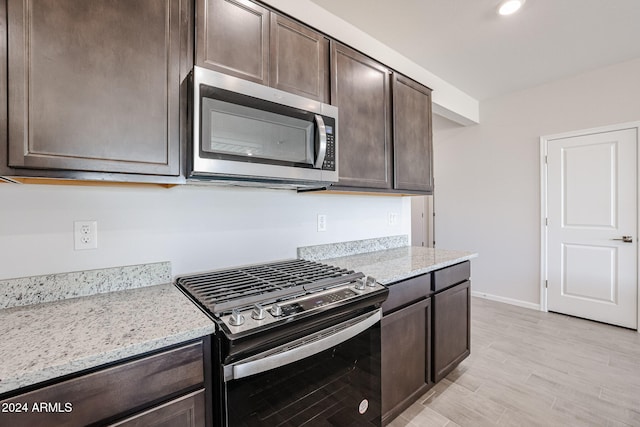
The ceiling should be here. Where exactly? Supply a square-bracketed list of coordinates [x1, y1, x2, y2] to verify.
[309, 0, 640, 101]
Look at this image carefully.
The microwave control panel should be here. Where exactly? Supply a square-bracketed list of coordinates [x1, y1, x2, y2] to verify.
[322, 125, 336, 171]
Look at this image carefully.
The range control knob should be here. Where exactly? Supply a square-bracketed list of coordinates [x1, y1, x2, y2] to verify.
[355, 277, 366, 290]
[366, 276, 377, 287]
[251, 303, 266, 320]
[229, 309, 245, 326]
[270, 303, 283, 317]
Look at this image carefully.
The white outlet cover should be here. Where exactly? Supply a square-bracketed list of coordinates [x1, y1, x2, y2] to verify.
[74, 221, 98, 250]
[388, 212, 398, 226]
[317, 214, 327, 232]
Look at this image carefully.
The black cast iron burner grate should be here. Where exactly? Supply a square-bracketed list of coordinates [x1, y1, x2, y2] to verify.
[176, 259, 359, 315]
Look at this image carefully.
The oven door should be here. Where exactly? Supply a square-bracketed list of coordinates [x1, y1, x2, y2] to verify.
[222, 310, 382, 426]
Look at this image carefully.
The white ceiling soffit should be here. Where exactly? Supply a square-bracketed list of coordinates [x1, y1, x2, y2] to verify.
[262, 0, 480, 125]
[307, 0, 640, 103]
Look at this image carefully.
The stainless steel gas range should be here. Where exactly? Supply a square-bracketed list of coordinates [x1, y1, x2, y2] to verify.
[176, 259, 388, 426]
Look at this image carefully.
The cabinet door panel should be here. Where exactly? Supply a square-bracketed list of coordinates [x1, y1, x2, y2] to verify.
[0, 1, 6, 159]
[393, 74, 433, 192]
[197, 0, 269, 85]
[109, 390, 206, 427]
[331, 43, 392, 189]
[381, 297, 431, 422]
[7, 0, 182, 175]
[433, 281, 471, 382]
[270, 14, 329, 103]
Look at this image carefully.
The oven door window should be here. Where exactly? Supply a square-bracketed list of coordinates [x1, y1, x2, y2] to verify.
[225, 323, 381, 426]
[201, 97, 314, 167]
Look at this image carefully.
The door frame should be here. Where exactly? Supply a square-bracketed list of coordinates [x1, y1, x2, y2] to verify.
[540, 121, 640, 331]
[410, 195, 434, 247]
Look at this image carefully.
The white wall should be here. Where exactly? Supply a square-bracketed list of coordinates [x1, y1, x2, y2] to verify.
[0, 184, 410, 280]
[433, 57, 640, 307]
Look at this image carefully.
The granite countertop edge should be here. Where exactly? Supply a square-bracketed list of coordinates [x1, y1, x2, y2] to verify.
[0, 284, 216, 396]
[318, 247, 479, 285]
[0, 325, 214, 395]
[375, 253, 478, 285]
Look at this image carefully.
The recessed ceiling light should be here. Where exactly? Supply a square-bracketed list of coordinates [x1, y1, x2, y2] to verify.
[498, 0, 526, 16]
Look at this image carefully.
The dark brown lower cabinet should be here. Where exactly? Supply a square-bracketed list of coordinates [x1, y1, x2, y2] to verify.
[109, 389, 205, 427]
[0, 339, 209, 427]
[381, 262, 471, 425]
[381, 297, 432, 425]
[432, 280, 471, 382]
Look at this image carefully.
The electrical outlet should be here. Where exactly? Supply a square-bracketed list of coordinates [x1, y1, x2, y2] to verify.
[317, 214, 327, 232]
[388, 212, 398, 226]
[74, 221, 98, 250]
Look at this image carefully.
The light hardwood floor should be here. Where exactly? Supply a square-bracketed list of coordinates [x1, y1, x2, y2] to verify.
[389, 297, 640, 427]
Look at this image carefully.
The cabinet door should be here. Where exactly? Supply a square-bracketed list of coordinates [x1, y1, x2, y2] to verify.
[109, 390, 206, 427]
[7, 0, 184, 176]
[331, 43, 392, 189]
[381, 298, 431, 423]
[197, 0, 269, 85]
[393, 74, 433, 193]
[433, 281, 471, 382]
[0, 2, 6, 159]
[270, 14, 329, 103]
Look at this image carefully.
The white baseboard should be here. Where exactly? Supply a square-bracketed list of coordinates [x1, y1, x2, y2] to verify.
[471, 291, 541, 311]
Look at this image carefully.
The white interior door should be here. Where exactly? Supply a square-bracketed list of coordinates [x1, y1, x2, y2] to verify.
[546, 127, 638, 329]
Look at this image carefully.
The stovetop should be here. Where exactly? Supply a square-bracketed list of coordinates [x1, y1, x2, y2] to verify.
[175, 259, 386, 335]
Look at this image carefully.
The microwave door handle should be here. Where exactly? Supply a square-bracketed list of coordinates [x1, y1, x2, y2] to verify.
[314, 114, 327, 169]
[223, 310, 381, 382]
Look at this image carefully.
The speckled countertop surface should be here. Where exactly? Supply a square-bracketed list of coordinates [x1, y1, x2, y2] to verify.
[320, 246, 478, 285]
[0, 284, 215, 396]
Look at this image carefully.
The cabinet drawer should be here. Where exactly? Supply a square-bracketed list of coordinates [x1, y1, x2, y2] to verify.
[0, 341, 205, 427]
[433, 261, 470, 292]
[109, 389, 206, 427]
[381, 273, 431, 315]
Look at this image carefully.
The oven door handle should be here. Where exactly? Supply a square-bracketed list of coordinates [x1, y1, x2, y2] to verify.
[224, 309, 381, 382]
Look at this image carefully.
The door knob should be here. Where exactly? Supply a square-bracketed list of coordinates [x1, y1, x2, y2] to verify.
[611, 236, 633, 243]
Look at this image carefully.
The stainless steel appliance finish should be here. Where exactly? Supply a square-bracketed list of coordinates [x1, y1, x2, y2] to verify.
[191, 66, 339, 189]
[177, 259, 383, 334]
[223, 309, 381, 381]
[176, 259, 388, 426]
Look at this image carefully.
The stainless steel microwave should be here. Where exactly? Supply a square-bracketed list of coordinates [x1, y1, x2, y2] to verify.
[190, 66, 338, 189]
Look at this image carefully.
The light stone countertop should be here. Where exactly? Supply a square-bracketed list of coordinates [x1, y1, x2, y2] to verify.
[319, 246, 478, 285]
[0, 284, 215, 395]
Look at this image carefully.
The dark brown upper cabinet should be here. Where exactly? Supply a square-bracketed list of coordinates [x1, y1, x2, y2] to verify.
[393, 74, 434, 193]
[0, 2, 7, 162]
[269, 14, 329, 103]
[331, 42, 392, 190]
[197, 0, 330, 103]
[5, 0, 187, 179]
[197, 0, 270, 85]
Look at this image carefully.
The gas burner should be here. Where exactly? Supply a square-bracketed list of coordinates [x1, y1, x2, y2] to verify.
[175, 259, 385, 335]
